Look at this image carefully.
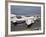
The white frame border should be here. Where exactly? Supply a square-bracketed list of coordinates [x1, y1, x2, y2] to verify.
[8, 2, 44, 35]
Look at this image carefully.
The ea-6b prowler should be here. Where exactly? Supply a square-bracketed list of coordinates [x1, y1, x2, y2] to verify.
[11, 14, 40, 27]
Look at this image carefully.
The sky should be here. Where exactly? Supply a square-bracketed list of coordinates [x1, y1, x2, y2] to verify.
[11, 5, 41, 16]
